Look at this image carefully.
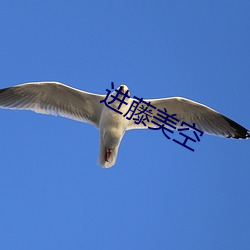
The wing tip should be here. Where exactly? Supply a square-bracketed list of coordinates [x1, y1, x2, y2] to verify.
[222, 115, 250, 139]
[247, 130, 250, 139]
[229, 131, 249, 139]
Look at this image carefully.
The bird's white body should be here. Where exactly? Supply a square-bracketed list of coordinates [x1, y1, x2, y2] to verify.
[98, 86, 131, 167]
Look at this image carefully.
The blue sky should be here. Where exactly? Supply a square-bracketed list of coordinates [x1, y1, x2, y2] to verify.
[0, 1, 249, 249]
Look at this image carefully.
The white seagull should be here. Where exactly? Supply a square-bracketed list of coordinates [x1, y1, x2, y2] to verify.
[0, 82, 249, 168]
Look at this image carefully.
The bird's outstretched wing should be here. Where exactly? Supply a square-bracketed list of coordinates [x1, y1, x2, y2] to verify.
[0, 82, 105, 127]
[127, 97, 250, 139]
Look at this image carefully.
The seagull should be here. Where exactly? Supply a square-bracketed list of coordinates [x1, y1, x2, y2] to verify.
[0, 82, 249, 168]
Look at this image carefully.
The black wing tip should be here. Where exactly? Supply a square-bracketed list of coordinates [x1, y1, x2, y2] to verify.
[222, 115, 250, 139]
[246, 131, 250, 139]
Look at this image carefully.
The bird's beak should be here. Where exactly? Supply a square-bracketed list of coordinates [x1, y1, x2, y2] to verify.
[120, 85, 124, 93]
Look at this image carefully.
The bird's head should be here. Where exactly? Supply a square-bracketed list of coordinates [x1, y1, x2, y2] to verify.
[119, 84, 129, 94]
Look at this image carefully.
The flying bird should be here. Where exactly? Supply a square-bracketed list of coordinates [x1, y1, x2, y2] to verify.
[0, 82, 249, 168]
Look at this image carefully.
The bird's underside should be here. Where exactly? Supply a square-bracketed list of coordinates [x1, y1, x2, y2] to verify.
[0, 82, 249, 168]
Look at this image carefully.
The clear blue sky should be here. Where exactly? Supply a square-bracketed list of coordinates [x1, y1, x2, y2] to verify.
[0, 1, 249, 249]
